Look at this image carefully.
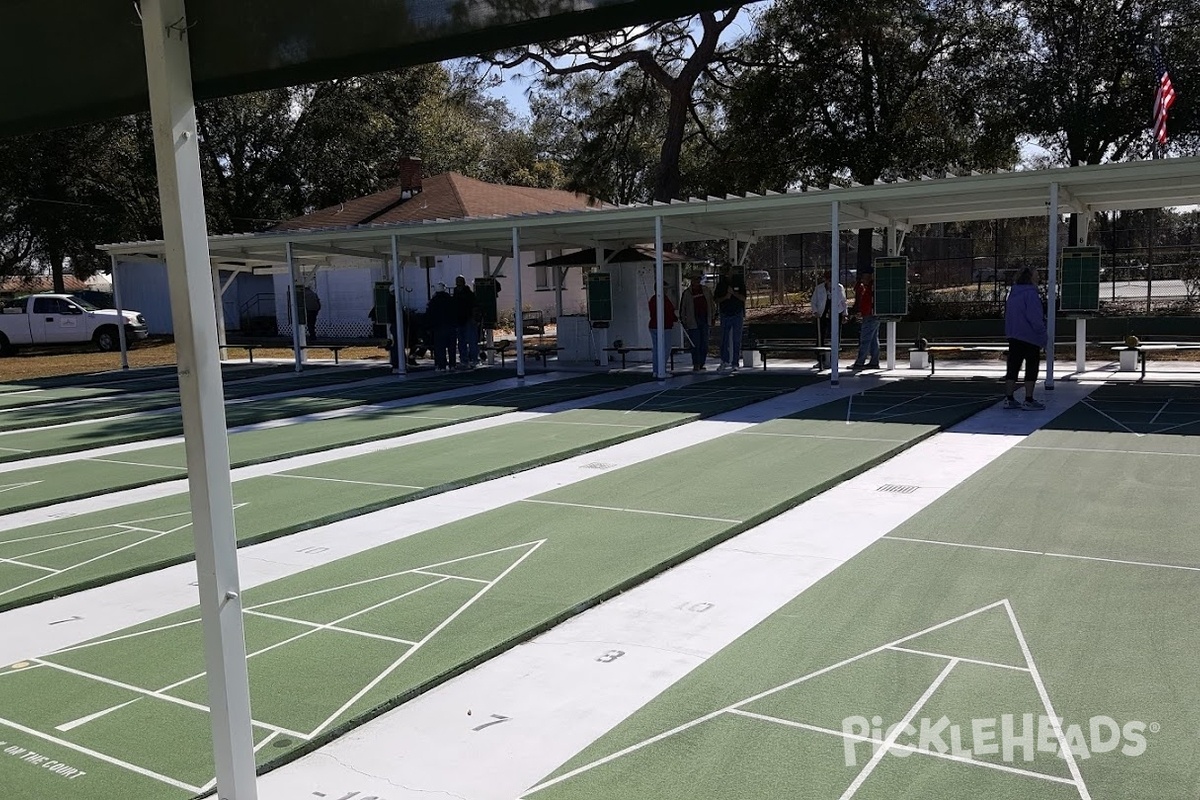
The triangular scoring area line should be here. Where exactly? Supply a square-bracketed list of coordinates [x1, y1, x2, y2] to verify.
[521, 599, 1090, 799]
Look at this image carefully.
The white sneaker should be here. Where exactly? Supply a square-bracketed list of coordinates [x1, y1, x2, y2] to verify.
[717, 362, 730, 373]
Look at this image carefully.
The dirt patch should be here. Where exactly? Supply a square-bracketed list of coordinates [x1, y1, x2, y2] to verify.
[0, 338, 180, 381]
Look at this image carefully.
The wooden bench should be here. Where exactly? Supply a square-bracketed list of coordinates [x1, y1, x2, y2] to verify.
[299, 344, 351, 364]
[603, 346, 689, 370]
[912, 343, 1011, 375]
[481, 340, 513, 366]
[529, 343, 564, 367]
[1109, 343, 1200, 379]
[753, 339, 855, 370]
[224, 343, 266, 363]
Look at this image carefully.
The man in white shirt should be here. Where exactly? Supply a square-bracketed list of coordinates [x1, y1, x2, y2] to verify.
[810, 271, 848, 369]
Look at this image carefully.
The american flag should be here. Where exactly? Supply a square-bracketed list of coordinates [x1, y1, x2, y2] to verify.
[1152, 41, 1176, 144]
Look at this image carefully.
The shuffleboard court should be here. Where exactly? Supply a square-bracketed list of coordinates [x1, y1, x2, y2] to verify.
[0, 362, 326, 409]
[0, 367, 515, 463]
[0, 364, 395, 432]
[0, 380, 994, 799]
[0, 374, 812, 612]
[0, 373, 653, 516]
[520, 384, 1200, 800]
[0, 361, 293, 395]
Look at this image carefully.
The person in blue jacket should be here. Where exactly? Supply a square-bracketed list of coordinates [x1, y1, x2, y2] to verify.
[1003, 266, 1047, 410]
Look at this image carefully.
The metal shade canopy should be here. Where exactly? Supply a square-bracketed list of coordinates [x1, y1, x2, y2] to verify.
[0, 0, 741, 137]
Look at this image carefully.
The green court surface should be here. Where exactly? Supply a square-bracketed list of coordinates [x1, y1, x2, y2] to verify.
[522, 386, 1200, 800]
[0, 381, 994, 799]
[0, 373, 652, 516]
[0, 361, 291, 395]
[0, 364, 394, 432]
[0, 362, 318, 409]
[0, 374, 814, 612]
[0, 368, 514, 463]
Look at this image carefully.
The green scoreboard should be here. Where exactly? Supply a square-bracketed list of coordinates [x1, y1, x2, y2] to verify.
[873, 256, 908, 317]
[1060, 247, 1101, 313]
[473, 276, 500, 329]
[586, 272, 613, 326]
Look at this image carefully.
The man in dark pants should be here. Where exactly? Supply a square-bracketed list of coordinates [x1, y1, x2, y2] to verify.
[302, 285, 321, 339]
[425, 283, 457, 371]
[713, 263, 746, 373]
[452, 275, 479, 368]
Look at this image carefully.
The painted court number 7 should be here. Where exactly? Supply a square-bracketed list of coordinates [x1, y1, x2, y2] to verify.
[472, 714, 511, 732]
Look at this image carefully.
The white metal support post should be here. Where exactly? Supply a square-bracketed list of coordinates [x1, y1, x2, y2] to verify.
[830, 202, 841, 386]
[886, 222, 898, 371]
[140, 2, 258, 798]
[1074, 213, 1089, 376]
[286, 242, 304, 372]
[111, 255, 130, 370]
[513, 228, 526, 378]
[1046, 183, 1059, 389]
[390, 236, 407, 376]
[212, 267, 227, 360]
[654, 216, 666, 379]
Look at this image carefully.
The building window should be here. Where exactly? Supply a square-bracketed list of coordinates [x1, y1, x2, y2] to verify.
[536, 265, 552, 290]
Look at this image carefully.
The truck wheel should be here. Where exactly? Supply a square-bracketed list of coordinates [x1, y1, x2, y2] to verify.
[0, 333, 10, 356]
[94, 326, 119, 352]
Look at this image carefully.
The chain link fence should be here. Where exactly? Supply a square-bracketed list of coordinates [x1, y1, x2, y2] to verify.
[744, 216, 1200, 319]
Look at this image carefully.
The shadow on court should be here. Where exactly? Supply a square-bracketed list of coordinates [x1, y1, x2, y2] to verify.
[1043, 383, 1200, 437]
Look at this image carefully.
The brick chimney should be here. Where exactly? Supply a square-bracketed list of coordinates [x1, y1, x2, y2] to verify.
[398, 157, 423, 198]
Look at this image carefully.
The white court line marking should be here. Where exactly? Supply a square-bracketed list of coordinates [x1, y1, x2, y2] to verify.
[837, 659, 959, 799]
[1081, 400, 1143, 437]
[85, 457, 186, 471]
[522, 499, 741, 525]
[411, 569, 489, 584]
[16, 522, 192, 561]
[619, 388, 675, 415]
[56, 698, 140, 731]
[1003, 599, 1091, 798]
[527, 419, 649, 429]
[52, 618, 201, 655]
[885, 645, 1029, 672]
[0, 480, 41, 493]
[160, 580, 453, 695]
[0, 510, 192, 547]
[242, 610, 419, 646]
[521, 602, 1010, 797]
[306, 540, 545, 738]
[1141, 414, 1200, 436]
[727, 710, 1077, 785]
[846, 392, 854, 424]
[1148, 399, 1171, 426]
[1016, 445, 1200, 458]
[0, 446, 32, 453]
[0, 525, 189, 599]
[884, 535, 1200, 574]
[869, 398, 993, 422]
[0, 714, 202, 793]
[267, 474, 425, 490]
[0, 556, 59, 573]
[30, 659, 307, 740]
[735, 431, 909, 443]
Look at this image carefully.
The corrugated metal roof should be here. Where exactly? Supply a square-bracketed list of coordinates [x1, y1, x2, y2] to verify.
[101, 157, 1200, 268]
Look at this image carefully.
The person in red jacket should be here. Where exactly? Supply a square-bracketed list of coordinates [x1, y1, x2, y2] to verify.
[850, 271, 880, 370]
[648, 282, 677, 373]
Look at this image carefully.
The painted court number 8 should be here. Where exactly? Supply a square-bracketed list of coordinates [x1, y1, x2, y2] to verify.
[596, 650, 626, 664]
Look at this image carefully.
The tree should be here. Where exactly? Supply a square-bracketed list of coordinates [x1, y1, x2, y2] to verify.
[1016, 0, 1177, 166]
[712, 0, 1026, 270]
[486, 6, 746, 202]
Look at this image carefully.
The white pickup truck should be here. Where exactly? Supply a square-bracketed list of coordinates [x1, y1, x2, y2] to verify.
[0, 293, 148, 355]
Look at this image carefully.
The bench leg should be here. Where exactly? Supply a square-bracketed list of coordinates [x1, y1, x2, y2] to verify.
[333, 350, 339, 365]
[247, 348, 254, 364]
[1141, 351, 1147, 380]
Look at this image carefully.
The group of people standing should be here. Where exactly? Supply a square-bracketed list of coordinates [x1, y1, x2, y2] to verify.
[424, 276, 482, 371]
[648, 263, 749, 373]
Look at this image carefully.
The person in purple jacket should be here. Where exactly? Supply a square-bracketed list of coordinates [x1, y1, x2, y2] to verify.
[1003, 266, 1047, 410]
